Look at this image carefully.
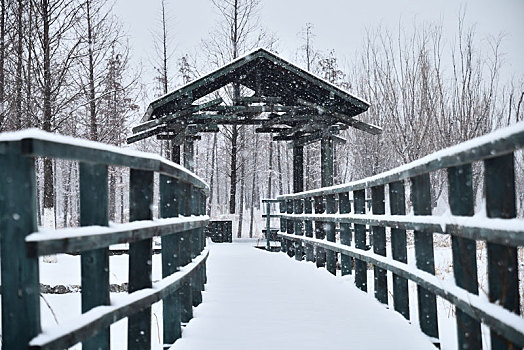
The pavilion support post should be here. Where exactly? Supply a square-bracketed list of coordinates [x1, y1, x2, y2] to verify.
[171, 143, 181, 164]
[292, 142, 304, 193]
[183, 137, 194, 172]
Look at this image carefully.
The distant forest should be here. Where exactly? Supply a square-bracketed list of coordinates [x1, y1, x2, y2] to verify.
[0, 0, 522, 234]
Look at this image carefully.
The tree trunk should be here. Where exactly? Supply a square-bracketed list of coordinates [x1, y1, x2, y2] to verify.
[277, 142, 283, 195]
[0, 0, 5, 128]
[15, 0, 23, 128]
[86, 0, 97, 140]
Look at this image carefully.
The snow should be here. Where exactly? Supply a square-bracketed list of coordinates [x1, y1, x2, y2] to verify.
[0, 128, 208, 190]
[278, 232, 524, 347]
[170, 242, 434, 350]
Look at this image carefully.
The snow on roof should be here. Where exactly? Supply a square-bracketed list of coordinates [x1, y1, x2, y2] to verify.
[143, 47, 370, 122]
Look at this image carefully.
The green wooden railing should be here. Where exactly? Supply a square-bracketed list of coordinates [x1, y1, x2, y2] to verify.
[0, 130, 209, 350]
[275, 123, 524, 350]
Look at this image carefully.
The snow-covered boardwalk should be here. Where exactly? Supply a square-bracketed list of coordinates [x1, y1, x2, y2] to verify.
[172, 241, 434, 350]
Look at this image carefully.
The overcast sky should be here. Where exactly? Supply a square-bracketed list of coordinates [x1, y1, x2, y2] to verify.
[113, 0, 523, 90]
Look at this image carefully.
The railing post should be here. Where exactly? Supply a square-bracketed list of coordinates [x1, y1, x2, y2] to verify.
[339, 192, 352, 275]
[160, 175, 182, 346]
[79, 162, 110, 350]
[286, 199, 295, 257]
[279, 200, 287, 253]
[0, 142, 40, 349]
[371, 185, 387, 304]
[353, 189, 367, 292]
[128, 169, 154, 349]
[485, 153, 520, 350]
[191, 187, 203, 307]
[313, 195, 326, 268]
[325, 194, 336, 275]
[304, 197, 314, 262]
[265, 201, 271, 251]
[294, 199, 304, 261]
[388, 181, 409, 320]
[447, 164, 482, 349]
[179, 182, 193, 322]
[410, 174, 439, 343]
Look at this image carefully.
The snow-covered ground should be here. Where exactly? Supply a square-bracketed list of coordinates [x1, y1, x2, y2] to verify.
[1, 238, 520, 349]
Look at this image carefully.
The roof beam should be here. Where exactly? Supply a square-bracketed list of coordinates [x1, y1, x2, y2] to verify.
[297, 98, 382, 135]
[132, 98, 223, 134]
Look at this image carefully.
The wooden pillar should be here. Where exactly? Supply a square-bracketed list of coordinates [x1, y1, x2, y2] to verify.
[183, 137, 194, 172]
[292, 142, 304, 193]
[320, 137, 334, 187]
[171, 143, 181, 164]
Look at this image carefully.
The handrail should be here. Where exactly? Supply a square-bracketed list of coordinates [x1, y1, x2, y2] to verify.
[0, 129, 210, 349]
[278, 122, 524, 200]
[275, 122, 524, 349]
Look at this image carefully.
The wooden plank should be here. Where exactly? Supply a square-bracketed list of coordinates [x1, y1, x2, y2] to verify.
[190, 187, 203, 307]
[132, 98, 223, 134]
[26, 217, 209, 257]
[447, 164, 482, 349]
[29, 251, 209, 350]
[485, 153, 520, 350]
[16, 137, 208, 191]
[338, 192, 352, 276]
[353, 189, 367, 292]
[0, 142, 41, 349]
[159, 175, 182, 346]
[276, 126, 524, 200]
[313, 196, 326, 268]
[79, 162, 110, 350]
[325, 193, 337, 275]
[279, 200, 287, 253]
[179, 182, 193, 323]
[128, 169, 154, 350]
[294, 199, 304, 261]
[411, 174, 439, 343]
[303, 198, 314, 262]
[286, 199, 295, 257]
[388, 181, 409, 320]
[371, 185, 387, 305]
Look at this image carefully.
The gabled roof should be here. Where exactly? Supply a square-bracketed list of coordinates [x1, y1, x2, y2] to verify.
[128, 48, 380, 145]
[143, 48, 369, 122]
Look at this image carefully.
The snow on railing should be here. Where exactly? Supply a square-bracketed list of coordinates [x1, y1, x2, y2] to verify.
[275, 122, 524, 349]
[0, 130, 209, 349]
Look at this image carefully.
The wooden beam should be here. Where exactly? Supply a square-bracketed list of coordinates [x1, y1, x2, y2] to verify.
[237, 96, 282, 105]
[126, 126, 165, 144]
[297, 98, 382, 135]
[133, 98, 223, 134]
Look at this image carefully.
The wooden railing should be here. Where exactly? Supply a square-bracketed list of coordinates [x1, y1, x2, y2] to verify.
[276, 123, 524, 349]
[0, 129, 209, 350]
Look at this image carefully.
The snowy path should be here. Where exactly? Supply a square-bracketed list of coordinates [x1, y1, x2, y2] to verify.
[172, 241, 435, 350]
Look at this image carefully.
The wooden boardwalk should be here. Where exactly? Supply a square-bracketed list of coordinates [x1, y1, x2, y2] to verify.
[171, 241, 435, 350]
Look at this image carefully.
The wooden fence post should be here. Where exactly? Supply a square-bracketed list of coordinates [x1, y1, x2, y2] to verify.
[294, 199, 304, 261]
[388, 181, 409, 320]
[128, 169, 154, 349]
[371, 185, 387, 304]
[79, 162, 110, 350]
[339, 192, 352, 276]
[179, 182, 193, 323]
[410, 174, 439, 344]
[485, 154, 520, 350]
[304, 197, 314, 262]
[353, 189, 367, 292]
[448, 164, 482, 349]
[0, 142, 40, 349]
[325, 194, 337, 275]
[314, 195, 326, 268]
[279, 200, 287, 253]
[160, 175, 182, 347]
[286, 199, 295, 257]
[191, 187, 203, 307]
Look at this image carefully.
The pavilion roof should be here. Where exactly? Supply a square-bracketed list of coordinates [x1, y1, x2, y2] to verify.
[128, 48, 380, 145]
